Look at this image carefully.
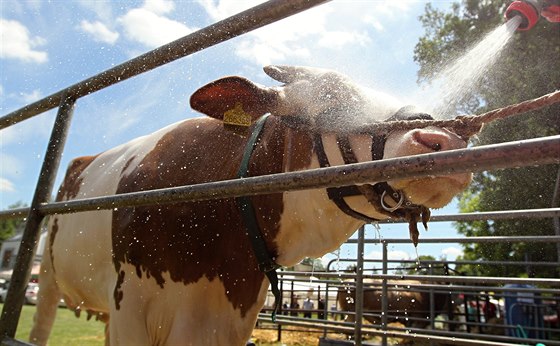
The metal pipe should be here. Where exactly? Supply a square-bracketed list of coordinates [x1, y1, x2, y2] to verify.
[381, 241, 388, 346]
[552, 166, 560, 274]
[7, 135, 558, 217]
[353, 226, 365, 345]
[0, 95, 76, 338]
[3, 205, 559, 222]
[279, 270, 560, 286]
[0, 0, 330, 129]
[329, 257, 560, 268]
[260, 315, 541, 346]
[346, 235, 560, 244]
[377, 207, 560, 223]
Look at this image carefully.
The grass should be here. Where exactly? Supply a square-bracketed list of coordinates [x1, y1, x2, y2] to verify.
[2, 304, 105, 345]
[4, 304, 326, 345]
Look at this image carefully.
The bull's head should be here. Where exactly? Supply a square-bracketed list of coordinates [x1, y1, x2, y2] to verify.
[191, 65, 476, 245]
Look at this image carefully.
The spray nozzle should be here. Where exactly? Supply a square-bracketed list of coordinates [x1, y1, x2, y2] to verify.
[505, 0, 560, 30]
[505, 0, 541, 30]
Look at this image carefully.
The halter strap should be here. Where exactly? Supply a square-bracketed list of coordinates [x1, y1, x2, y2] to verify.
[236, 114, 282, 322]
[313, 132, 431, 246]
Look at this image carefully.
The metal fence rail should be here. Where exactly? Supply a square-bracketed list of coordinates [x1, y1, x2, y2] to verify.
[260, 197, 560, 345]
[0, 0, 333, 341]
[0, 0, 559, 345]
[0, 0, 330, 130]
[261, 230, 560, 346]
[0, 136, 557, 220]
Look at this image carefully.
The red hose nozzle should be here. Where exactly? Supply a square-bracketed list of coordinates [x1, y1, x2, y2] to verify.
[541, 0, 560, 22]
[505, 0, 541, 30]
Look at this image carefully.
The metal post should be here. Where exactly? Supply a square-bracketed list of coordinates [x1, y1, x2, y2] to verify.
[429, 265, 435, 346]
[353, 226, 365, 345]
[323, 284, 329, 338]
[0, 0, 332, 129]
[277, 278, 283, 342]
[381, 240, 388, 346]
[0, 95, 76, 338]
[552, 166, 560, 275]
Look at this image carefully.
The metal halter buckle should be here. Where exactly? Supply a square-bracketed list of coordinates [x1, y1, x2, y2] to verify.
[380, 190, 405, 212]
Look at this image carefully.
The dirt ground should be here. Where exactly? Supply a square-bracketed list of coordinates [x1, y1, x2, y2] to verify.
[250, 323, 438, 346]
[251, 327, 349, 346]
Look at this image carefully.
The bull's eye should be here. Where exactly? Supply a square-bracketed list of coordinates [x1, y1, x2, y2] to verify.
[432, 143, 442, 151]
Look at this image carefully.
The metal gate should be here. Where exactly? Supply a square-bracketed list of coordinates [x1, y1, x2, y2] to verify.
[0, 0, 559, 345]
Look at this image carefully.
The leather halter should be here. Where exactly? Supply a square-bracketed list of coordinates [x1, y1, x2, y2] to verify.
[314, 133, 405, 221]
[235, 113, 431, 322]
[313, 132, 431, 245]
[235, 114, 282, 322]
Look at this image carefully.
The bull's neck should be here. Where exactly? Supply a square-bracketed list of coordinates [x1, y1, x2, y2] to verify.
[273, 124, 385, 267]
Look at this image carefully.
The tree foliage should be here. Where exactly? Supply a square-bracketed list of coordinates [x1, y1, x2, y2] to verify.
[0, 202, 27, 246]
[414, 0, 560, 278]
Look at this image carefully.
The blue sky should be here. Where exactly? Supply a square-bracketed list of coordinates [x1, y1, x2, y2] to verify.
[1, 0, 475, 267]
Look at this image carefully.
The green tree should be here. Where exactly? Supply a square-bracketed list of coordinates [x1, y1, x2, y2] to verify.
[0, 202, 27, 246]
[401, 255, 451, 276]
[414, 0, 560, 278]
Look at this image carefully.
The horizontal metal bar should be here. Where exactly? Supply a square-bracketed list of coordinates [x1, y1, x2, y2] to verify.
[0, 208, 28, 220]
[0, 0, 330, 129]
[280, 270, 560, 286]
[352, 235, 560, 244]
[259, 315, 541, 346]
[18, 135, 560, 217]
[332, 257, 560, 267]
[316, 279, 560, 295]
[368, 274, 560, 286]
[3, 206, 559, 224]
[380, 207, 560, 223]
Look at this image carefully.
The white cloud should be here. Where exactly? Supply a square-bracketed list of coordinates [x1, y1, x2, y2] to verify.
[195, 0, 414, 66]
[317, 30, 371, 49]
[363, 15, 385, 32]
[77, 0, 114, 22]
[118, 0, 197, 48]
[0, 18, 48, 63]
[143, 0, 175, 15]
[366, 250, 411, 261]
[0, 152, 24, 181]
[18, 89, 42, 104]
[441, 246, 463, 259]
[0, 177, 15, 192]
[79, 20, 119, 45]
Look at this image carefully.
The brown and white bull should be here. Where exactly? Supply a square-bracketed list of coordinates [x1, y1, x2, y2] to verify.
[30, 66, 471, 345]
[337, 280, 452, 328]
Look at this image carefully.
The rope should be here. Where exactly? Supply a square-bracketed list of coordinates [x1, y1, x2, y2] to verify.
[361, 89, 560, 139]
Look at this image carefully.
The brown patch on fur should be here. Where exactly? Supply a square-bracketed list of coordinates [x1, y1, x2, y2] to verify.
[48, 217, 59, 274]
[49, 156, 96, 273]
[112, 117, 313, 316]
[282, 126, 314, 172]
[56, 155, 98, 201]
[114, 270, 125, 310]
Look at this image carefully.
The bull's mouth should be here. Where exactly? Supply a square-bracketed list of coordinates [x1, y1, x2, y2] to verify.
[390, 174, 472, 209]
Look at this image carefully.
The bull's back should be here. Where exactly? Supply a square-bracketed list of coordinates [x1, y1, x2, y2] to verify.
[47, 119, 192, 311]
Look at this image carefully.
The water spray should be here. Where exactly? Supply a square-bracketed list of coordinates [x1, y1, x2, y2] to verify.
[505, 0, 560, 31]
[362, 89, 560, 140]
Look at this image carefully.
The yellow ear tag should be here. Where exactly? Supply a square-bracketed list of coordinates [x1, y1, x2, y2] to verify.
[223, 103, 252, 127]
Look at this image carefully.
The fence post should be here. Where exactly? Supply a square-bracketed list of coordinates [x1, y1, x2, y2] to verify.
[353, 226, 365, 345]
[381, 240, 388, 346]
[552, 166, 560, 276]
[0, 94, 76, 339]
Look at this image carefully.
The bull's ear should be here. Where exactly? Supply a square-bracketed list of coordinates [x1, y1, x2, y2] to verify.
[264, 65, 333, 84]
[190, 76, 279, 126]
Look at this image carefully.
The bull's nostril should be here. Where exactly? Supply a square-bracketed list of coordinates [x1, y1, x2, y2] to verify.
[413, 131, 444, 152]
